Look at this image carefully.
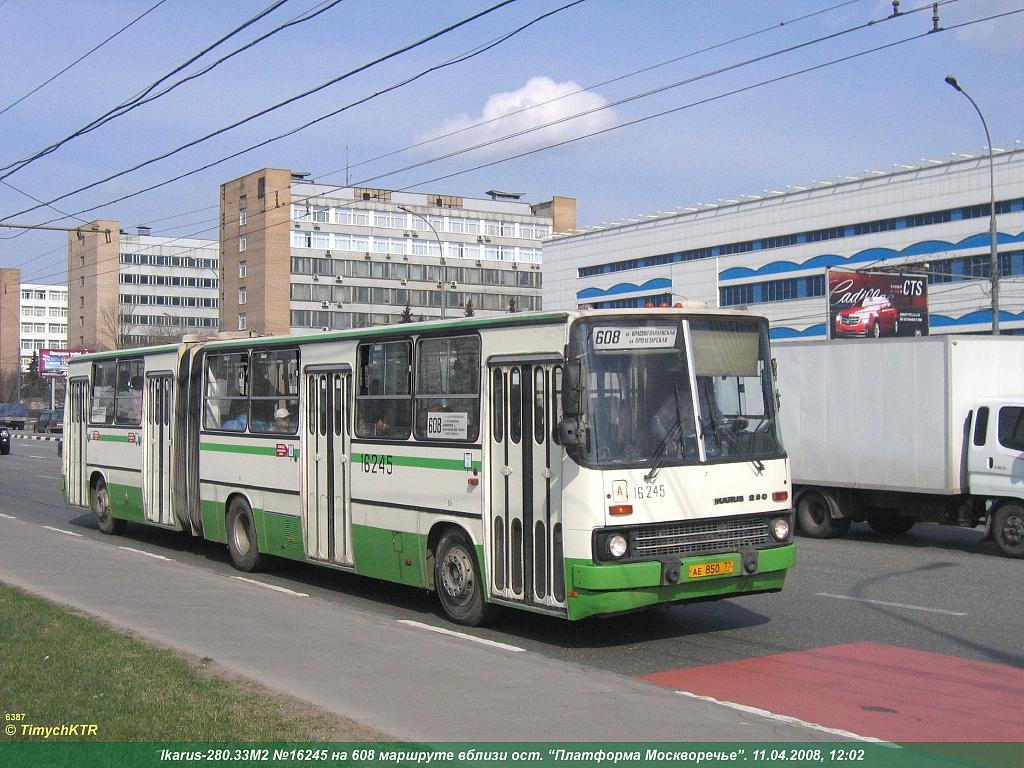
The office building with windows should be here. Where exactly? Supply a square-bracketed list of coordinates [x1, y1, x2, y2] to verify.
[219, 168, 575, 336]
[18, 283, 68, 370]
[68, 222, 220, 350]
[544, 147, 1024, 338]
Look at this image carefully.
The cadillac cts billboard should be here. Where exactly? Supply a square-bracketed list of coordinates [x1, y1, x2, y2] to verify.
[828, 270, 929, 339]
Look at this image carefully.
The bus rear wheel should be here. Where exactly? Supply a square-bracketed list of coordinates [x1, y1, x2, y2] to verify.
[434, 531, 499, 627]
[92, 478, 125, 535]
[227, 498, 262, 572]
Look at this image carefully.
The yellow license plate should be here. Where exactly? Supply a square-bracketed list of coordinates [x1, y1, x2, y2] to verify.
[687, 560, 735, 578]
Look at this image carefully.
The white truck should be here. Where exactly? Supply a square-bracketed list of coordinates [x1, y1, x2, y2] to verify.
[773, 335, 1024, 558]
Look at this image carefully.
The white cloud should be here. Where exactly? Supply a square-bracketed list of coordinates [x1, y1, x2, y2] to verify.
[416, 76, 617, 159]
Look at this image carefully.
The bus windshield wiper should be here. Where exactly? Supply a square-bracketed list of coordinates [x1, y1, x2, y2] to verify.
[644, 382, 685, 483]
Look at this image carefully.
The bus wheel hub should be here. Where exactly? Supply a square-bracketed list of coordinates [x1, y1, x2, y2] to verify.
[442, 552, 470, 598]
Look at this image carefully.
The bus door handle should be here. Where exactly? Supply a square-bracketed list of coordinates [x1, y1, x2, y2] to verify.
[502, 466, 513, 476]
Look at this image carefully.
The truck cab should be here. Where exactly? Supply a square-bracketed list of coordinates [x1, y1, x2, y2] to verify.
[967, 399, 1024, 557]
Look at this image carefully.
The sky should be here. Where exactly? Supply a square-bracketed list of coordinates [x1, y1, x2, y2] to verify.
[0, 0, 1021, 285]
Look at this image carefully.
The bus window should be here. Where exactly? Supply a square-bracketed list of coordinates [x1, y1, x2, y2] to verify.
[414, 336, 480, 442]
[250, 349, 299, 434]
[90, 361, 117, 425]
[492, 369, 504, 442]
[510, 368, 522, 444]
[356, 341, 412, 439]
[114, 359, 144, 426]
[534, 367, 545, 444]
[205, 353, 249, 432]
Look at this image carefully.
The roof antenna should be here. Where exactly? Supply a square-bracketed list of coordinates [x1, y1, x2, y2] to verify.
[890, 0, 900, 16]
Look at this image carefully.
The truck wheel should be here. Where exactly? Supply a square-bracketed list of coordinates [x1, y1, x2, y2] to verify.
[226, 498, 262, 572]
[992, 504, 1024, 558]
[867, 514, 916, 535]
[434, 530, 500, 626]
[796, 490, 849, 538]
[92, 478, 126, 535]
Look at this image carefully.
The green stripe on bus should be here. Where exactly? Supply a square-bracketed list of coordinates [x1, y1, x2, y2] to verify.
[200, 442, 300, 458]
[93, 434, 132, 443]
[350, 452, 481, 471]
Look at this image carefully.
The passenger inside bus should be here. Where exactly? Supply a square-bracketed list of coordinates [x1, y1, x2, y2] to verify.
[373, 412, 391, 436]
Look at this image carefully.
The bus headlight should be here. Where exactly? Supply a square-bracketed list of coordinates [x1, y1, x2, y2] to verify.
[606, 533, 628, 559]
[770, 516, 791, 542]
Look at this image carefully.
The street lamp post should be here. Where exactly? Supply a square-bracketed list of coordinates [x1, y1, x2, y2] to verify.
[398, 205, 449, 319]
[945, 75, 1000, 334]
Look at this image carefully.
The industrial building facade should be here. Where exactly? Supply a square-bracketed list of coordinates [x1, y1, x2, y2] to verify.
[68, 222, 219, 350]
[218, 168, 575, 336]
[543, 148, 1024, 338]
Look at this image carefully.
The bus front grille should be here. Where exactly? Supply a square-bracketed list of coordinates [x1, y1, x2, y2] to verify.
[633, 517, 771, 557]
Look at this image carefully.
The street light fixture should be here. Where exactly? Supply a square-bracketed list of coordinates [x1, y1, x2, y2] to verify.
[398, 205, 448, 319]
[945, 75, 1000, 334]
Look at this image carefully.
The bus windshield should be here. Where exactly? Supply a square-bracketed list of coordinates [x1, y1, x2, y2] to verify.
[568, 316, 783, 468]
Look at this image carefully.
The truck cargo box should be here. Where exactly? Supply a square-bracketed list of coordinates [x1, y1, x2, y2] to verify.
[773, 336, 1024, 496]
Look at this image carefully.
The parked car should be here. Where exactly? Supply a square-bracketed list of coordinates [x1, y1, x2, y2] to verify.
[834, 295, 900, 338]
[34, 409, 63, 434]
[0, 426, 9, 455]
[0, 403, 28, 430]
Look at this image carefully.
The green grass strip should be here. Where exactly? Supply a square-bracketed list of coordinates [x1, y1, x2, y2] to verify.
[0, 583, 386, 742]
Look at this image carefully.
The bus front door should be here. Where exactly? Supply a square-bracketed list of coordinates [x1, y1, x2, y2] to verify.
[303, 370, 352, 566]
[144, 374, 174, 526]
[66, 378, 90, 507]
[488, 362, 566, 613]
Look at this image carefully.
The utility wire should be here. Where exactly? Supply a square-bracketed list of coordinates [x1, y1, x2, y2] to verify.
[0, 0, 348, 181]
[378, 6, 1014, 196]
[0, 0, 169, 120]
[0, 0, 520, 222]
[11, 5, 1014, 284]
[4, 0, 925, 233]
[16, 0, 841, 251]
[332, 0, 868, 178]
[0, 0, 295, 178]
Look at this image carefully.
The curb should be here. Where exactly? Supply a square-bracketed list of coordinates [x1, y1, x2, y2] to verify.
[12, 433, 61, 443]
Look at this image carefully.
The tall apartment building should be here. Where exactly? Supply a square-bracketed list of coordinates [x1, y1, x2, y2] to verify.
[18, 283, 68, 369]
[68, 221, 220, 350]
[545, 148, 1024, 338]
[219, 168, 575, 336]
[0, 268, 20, 384]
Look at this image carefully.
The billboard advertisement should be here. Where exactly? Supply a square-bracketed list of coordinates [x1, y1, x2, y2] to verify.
[39, 348, 90, 379]
[828, 270, 929, 340]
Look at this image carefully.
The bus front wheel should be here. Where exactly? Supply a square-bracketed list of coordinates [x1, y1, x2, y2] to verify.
[227, 498, 262, 572]
[92, 478, 125, 535]
[434, 531, 499, 627]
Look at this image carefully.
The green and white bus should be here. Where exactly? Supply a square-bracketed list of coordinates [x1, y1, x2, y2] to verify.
[63, 308, 795, 625]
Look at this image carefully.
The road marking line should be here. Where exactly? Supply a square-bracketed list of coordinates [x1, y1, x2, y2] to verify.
[815, 592, 967, 616]
[397, 619, 526, 652]
[230, 576, 308, 597]
[674, 690, 891, 744]
[26, 455, 47, 459]
[39, 475, 61, 480]
[118, 546, 173, 561]
[41, 525, 83, 538]
[0, 513, 17, 520]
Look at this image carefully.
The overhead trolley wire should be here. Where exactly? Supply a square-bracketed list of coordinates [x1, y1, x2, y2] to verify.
[0, 0, 297, 179]
[0, 0, 170, 120]
[0, 0, 521, 223]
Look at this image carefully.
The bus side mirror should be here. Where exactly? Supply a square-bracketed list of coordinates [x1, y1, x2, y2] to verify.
[561, 361, 583, 417]
[557, 417, 585, 448]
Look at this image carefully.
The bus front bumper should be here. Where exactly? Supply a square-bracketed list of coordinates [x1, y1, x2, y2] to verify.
[564, 543, 795, 620]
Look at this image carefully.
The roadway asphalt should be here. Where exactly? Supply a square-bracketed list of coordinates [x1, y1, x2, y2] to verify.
[1, 441, 1022, 743]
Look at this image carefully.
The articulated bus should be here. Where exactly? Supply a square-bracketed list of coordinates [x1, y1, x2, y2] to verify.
[63, 308, 795, 625]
